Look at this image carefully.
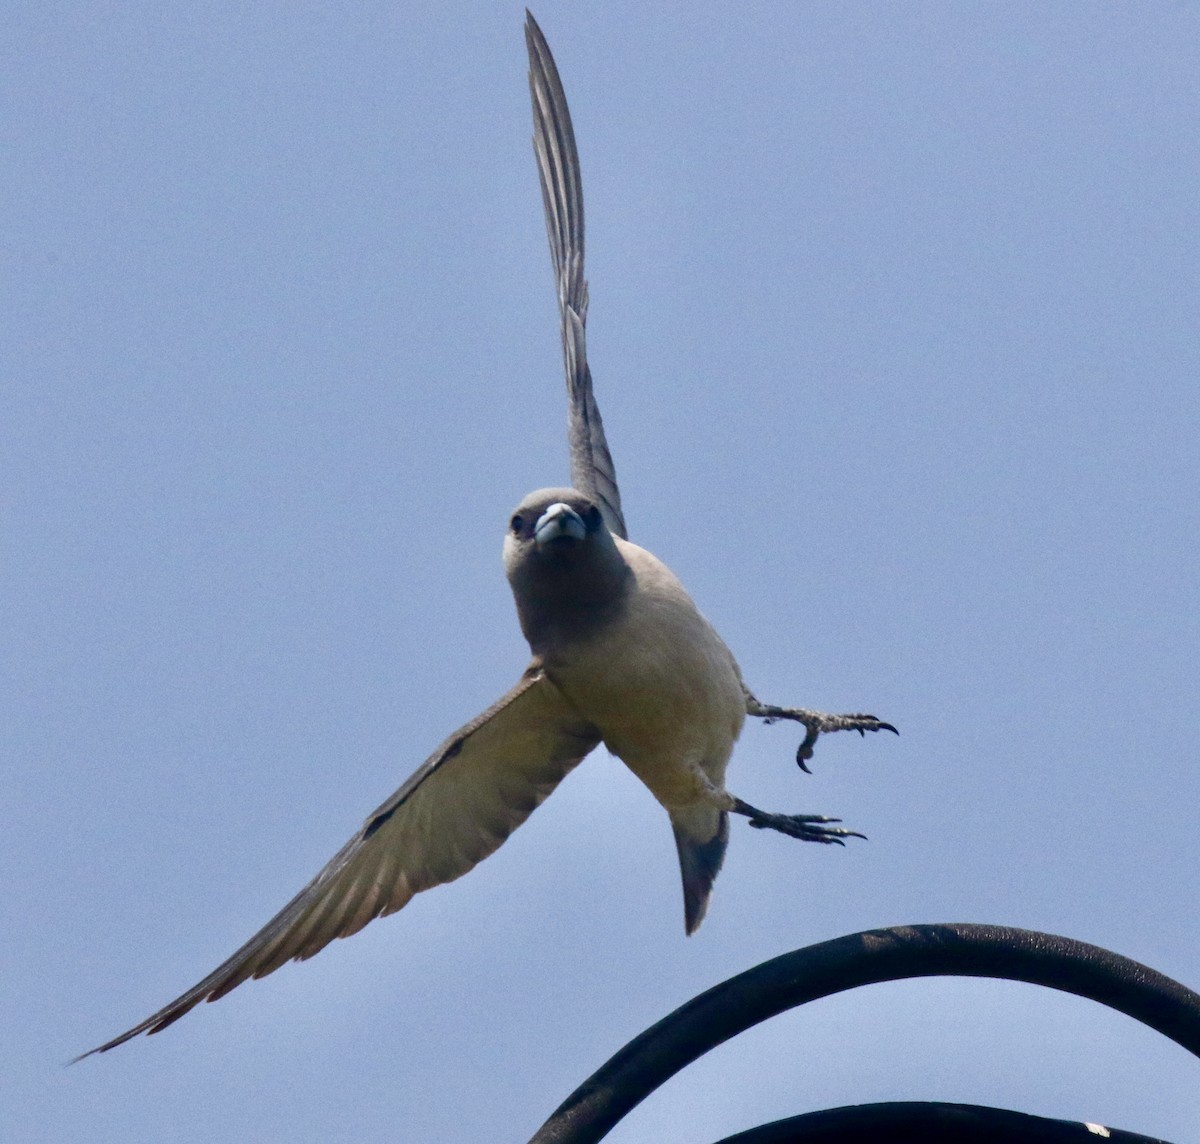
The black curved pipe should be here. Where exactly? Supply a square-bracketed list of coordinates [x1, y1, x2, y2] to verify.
[527, 923, 1200, 1144]
[712, 1101, 1175, 1143]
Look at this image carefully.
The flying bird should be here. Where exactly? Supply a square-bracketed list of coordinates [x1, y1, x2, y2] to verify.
[78, 11, 895, 1060]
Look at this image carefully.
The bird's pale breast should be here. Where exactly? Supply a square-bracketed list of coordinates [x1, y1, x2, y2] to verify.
[544, 539, 746, 809]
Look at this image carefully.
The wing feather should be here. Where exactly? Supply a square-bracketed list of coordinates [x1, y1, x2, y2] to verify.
[78, 666, 599, 1058]
[525, 12, 627, 539]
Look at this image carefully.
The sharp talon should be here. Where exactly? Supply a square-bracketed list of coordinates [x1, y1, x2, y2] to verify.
[740, 806, 863, 845]
[752, 698, 896, 769]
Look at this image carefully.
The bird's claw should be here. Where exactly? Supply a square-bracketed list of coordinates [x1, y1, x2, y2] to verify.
[796, 712, 898, 768]
[746, 696, 897, 771]
[744, 809, 866, 845]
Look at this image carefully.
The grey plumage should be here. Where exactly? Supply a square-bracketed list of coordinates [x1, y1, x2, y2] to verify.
[78, 668, 600, 1056]
[503, 487, 747, 937]
[526, 15, 625, 539]
[673, 811, 730, 936]
[78, 12, 894, 1060]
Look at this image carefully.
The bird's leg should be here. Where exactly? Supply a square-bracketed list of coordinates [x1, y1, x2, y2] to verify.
[744, 692, 898, 772]
[730, 797, 865, 845]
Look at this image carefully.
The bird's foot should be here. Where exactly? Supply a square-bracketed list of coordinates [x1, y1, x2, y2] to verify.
[745, 696, 898, 771]
[731, 798, 865, 845]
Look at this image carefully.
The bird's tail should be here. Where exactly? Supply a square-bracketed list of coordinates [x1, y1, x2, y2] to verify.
[670, 805, 729, 935]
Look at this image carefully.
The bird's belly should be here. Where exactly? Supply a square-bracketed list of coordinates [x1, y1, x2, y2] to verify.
[546, 615, 746, 808]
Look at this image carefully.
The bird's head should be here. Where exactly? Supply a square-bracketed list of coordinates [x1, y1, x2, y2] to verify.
[503, 487, 631, 653]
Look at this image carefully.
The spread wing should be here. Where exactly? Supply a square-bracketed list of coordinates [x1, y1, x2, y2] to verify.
[525, 12, 627, 540]
[79, 666, 600, 1058]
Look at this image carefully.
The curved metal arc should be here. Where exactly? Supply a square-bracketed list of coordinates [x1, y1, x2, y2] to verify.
[711, 1101, 1176, 1143]
[527, 922, 1200, 1144]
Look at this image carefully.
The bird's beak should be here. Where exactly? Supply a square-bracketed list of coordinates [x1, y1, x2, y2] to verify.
[534, 502, 587, 547]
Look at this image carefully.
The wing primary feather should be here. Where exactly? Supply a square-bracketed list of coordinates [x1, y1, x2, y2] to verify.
[75, 668, 599, 1060]
[74, 19, 620, 1065]
[525, 11, 627, 539]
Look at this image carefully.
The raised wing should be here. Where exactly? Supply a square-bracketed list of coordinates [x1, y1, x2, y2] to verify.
[525, 12, 627, 540]
[79, 666, 599, 1058]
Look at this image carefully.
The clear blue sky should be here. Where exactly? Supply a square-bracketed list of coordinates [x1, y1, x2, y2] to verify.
[5, 3, 1198, 1140]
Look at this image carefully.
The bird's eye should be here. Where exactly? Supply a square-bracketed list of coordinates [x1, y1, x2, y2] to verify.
[585, 506, 603, 531]
[510, 514, 524, 535]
